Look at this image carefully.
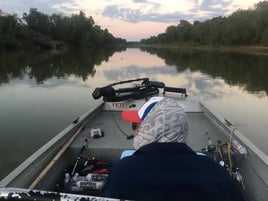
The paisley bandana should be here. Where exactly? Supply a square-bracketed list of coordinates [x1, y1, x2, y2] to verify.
[133, 98, 189, 149]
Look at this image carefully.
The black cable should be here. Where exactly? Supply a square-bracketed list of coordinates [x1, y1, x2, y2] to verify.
[106, 103, 134, 140]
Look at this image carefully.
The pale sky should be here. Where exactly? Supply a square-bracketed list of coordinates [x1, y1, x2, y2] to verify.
[0, 0, 261, 41]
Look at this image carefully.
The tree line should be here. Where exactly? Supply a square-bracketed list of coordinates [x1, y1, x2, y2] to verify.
[141, 1, 268, 46]
[0, 8, 127, 50]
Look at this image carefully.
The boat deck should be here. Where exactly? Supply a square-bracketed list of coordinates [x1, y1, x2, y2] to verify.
[70, 109, 228, 159]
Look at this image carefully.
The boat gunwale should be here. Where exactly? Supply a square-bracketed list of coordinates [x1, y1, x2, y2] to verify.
[200, 101, 268, 196]
[200, 101, 268, 166]
[0, 102, 105, 187]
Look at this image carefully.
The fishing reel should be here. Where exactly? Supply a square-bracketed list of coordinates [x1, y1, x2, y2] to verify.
[207, 144, 216, 152]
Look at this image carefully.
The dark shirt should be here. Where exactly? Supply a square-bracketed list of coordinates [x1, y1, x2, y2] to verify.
[102, 142, 245, 201]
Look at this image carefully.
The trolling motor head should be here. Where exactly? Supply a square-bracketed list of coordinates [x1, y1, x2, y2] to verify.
[92, 78, 163, 102]
[92, 86, 115, 100]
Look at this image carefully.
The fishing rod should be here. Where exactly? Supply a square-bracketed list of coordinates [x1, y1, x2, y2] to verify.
[203, 126, 247, 192]
[29, 124, 84, 190]
[70, 139, 88, 177]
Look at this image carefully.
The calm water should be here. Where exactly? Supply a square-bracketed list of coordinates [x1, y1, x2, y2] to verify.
[1, 47, 268, 180]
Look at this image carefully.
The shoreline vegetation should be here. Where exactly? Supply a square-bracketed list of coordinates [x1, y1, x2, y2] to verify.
[0, 8, 127, 51]
[137, 1, 268, 55]
[1, 1, 268, 56]
[134, 44, 268, 56]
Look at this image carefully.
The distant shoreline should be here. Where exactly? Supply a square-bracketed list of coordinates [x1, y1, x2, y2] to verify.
[193, 46, 268, 56]
[136, 44, 268, 56]
[217, 46, 268, 56]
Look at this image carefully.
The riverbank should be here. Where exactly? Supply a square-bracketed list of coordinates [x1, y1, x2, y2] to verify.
[137, 43, 268, 56]
[206, 46, 268, 56]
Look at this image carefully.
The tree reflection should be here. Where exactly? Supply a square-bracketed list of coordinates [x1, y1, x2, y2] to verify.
[140, 47, 268, 95]
[0, 47, 126, 85]
[1, 47, 268, 96]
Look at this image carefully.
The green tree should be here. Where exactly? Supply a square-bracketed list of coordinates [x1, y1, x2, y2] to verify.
[140, 1, 268, 47]
[1, 8, 127, 50]
[177, 20, 192, 42]
[23, 8, 51, 36]
[165, 25, 177, 42]
[69, 11, 95, 47]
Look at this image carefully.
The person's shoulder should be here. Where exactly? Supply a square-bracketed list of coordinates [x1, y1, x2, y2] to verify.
[134, 142, 195, 155]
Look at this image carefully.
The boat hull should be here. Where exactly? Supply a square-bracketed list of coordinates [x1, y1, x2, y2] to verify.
[1, 85, 267, 200]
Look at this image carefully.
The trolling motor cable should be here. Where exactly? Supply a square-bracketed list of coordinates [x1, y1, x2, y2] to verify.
[106, 102, 135, 140]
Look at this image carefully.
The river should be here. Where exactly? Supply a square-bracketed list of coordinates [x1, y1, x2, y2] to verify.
[0, 47, 268, 180]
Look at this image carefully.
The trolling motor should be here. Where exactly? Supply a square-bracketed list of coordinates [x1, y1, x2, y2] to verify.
[92, 78, 156, 102]
[92, 79, 161, 102]
[92, 78, 188, 102]
[92, 78, 188, 139]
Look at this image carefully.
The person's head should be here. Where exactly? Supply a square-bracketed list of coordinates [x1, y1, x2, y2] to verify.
[121, 97, 189, 149]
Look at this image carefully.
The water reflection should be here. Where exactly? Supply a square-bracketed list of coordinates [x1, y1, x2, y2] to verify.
[0, 47, 126, 85]
[1, 47, 268, 97]
[140, 47, 268, 96]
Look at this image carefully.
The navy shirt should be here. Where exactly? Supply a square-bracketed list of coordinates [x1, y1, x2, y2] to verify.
[102, 143, 245, 201]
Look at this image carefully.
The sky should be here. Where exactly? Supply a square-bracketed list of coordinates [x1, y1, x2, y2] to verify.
[0, 0, 262, 41]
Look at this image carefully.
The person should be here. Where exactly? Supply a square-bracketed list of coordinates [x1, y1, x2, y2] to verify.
[122, 96, 189, 149]
[101, 97, 245, 201]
